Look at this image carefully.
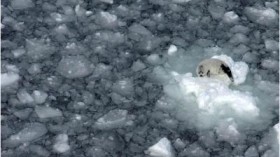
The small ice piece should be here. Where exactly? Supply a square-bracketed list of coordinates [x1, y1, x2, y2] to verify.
[215, 118, 244, 144]
[131, 60, 146, 71]
[26, 38, 56, 61]
[264, 39, 278, 51]
[261, 59, 278, 71]
[12, 48, 26, 58]
[13, 108, 33, 120]
[53, 134, 70, 153]
[180, 143, 210, 157]
[112, 79, 134, 97]
[28, 63, 42, 75]
[98, 0, 113, 4]
[229, 33, 249, 45]
[94, 109, 129, 130]
[244, 145, 259, 157]
[17, 89, 34, 104]
[75, 4, 86, 17]
[96, 11, 118, 29]
[32, 90, 48, 104]
[129, 23, 152, 36]
[29, 145, 50, 157]
[208, 4, 225, 19]
[11, 0, 34, 10]
[172, 0, 191, 3]
[244, 7, 278, 27]
[1, 73, 20, 87]
[167, 45, 178, 55]
[35, 106, 62, 118]
[147, 54, 162, 65]
[223, 11, 239, 24]
[94, 31, 125, 45]
[57, 55, 93, 79]
[3, 123, 47, 148]
[146, 137, 174, 157]
[173, 138, 187, 151]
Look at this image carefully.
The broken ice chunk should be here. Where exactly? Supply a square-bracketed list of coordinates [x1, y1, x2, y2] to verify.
[12, 48, 26, 58]
[26, 38, 56, 61]
[11, 0, 34, 10]
[131, 60, 146, 72]
[57, 55, 93, 79]
[13, 108, 33, 120]
[167, 45, 178, 56]
[180, 143, 210, 157]
[17, 89, 34, 104]
[261, 59, 278, 71]
[208, 4, 225, 19]
[35, 106, 62, 118]
[94, 109, 131, 130]
[96, 11, 118, 29]
[129, 23, 152, 36]
[98, 0, 113, 4]
[223, 11, 239, 24]
[244, 145, 259, 157]
[244, 7, 278, 27]
[146, 137, 174, 157]
[1, 72, 20, 87]
[28, 63, 42, 75]
[53, 134, 70, 153]
[112, 79, 134, 97]
[215, 118, 244, 144]
[32, 90, 48, 104]
[264, 39, 279, 51]
[3, 123, 47, 148]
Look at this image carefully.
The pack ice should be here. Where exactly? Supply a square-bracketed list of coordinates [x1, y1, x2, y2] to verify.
[156, 54, 261, 133]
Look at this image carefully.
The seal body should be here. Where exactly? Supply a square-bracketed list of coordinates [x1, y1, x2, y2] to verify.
[196, 58, 234, 84]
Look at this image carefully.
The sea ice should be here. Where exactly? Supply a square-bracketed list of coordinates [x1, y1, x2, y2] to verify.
[112, 79, 134, 97]
[35, 106, 62, 119]
[264, 39, 279, 51]
[53, 134, 70, 153]
[32, 90, 48, 104]
[94, 109, 132, 130]
[96, 11, 118, 29]
[131, 60, 146, 72]
[26, 38, 56, 61]
[57, 55, 93, 79]
[223, 11, 239, 24]
[17, 89, 34, 104]
[3, 123, 47, 148]
[244, 7, 278, 27]
[1, 72, 20, 87]
[146, 137, 174, 157]
[11, 0, 34, 10]
[244, 145, 259, 157]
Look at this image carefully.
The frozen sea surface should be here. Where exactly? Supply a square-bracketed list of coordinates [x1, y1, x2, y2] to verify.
[1, 0, 279, 157]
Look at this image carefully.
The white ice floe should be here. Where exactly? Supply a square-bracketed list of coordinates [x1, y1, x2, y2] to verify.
[146, 137, 174, 157]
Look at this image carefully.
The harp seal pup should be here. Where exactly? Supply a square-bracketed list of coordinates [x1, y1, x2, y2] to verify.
[196, 58, 234, 85]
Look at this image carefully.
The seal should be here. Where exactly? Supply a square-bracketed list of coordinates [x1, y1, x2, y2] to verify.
[196, 58, 234, 84]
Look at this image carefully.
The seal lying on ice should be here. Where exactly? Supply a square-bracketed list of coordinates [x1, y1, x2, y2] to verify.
[196, 58, 234, 84]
